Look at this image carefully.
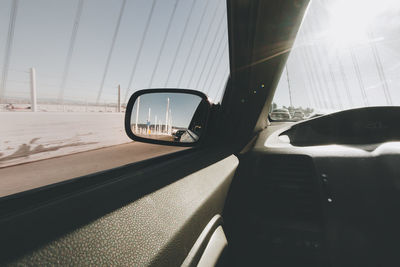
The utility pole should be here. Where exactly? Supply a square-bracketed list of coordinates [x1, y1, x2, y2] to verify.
[30, 68, 37, 112]
[135, 96, 140, 133]
[117, 84, 121, 112]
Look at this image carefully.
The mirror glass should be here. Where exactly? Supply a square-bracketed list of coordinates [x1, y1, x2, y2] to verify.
[129, 92, 207, 144]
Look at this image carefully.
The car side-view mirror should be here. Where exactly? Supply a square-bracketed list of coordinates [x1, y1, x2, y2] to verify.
[125, 89, 211, 146]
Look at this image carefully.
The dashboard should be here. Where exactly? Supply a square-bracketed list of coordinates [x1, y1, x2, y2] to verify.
[280, 107, 400, 146]
[228, 107, 400, 267]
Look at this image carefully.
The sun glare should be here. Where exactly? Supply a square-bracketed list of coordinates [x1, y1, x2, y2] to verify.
[326, 0, 396, 48]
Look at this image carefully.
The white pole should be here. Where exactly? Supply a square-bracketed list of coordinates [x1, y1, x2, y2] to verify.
[147, 107, 151, 135]
[168, 109, 172, 135]
[135, 96, 140, 133]
[117, 84, 121, 112]
[155, 115, 157, 135]
[165, 97, 169, 133]
[30, 67, 37, 112]
[170, 109, 172, 133]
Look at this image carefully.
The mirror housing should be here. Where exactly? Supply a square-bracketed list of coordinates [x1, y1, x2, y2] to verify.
[124, 89, 211, 147]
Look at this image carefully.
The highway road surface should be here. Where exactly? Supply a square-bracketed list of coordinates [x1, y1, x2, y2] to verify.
[0, 142, 184, 198]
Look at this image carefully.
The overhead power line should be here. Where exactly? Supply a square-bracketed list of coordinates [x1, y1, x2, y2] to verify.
[58, 0, 84, 103]
[96, 0, 127, 104]
[0, 0, 19, 102]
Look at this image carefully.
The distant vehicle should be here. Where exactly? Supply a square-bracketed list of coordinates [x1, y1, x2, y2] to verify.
[292, 110, 305, 120]
[174, 129, 186, 142]
[270, 108, 291, 121]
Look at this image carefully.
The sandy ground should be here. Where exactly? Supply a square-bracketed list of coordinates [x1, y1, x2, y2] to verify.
[0, 112, 131, 168]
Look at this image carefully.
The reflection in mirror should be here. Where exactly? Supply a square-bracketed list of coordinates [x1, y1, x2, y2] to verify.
[130, 93, 206, 144]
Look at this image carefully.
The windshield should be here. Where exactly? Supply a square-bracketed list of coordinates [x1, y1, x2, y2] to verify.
[270, 0, 400, 121]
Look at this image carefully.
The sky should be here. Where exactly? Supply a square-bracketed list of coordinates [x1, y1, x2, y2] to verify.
[0, 0, 229, 105]
[1, 0, 399, 112]
[273, 0, 400, 112]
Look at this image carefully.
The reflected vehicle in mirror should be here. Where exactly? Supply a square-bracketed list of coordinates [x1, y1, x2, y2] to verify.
[173, 129, 186, 142]
[270, 108, 291, 121]
[125, 89, 211, 146]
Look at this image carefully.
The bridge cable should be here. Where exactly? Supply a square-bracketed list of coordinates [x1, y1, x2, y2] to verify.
[335, 52, 354, 108]
[176, 0, 212, 87]
[307, 15, 335, 109]
[368, 28, 392, 105]
[124, 0, 157, 103]
[0, 0, 19, 102]
[206, 42, 228, 96]
[164, 0, 197, 87]
[213, 66, 229, 102]
[204, 32, 228, 94]
[302, 24, 329, 109]
[185, 0, 223, 88]
[148, 0, 180, 88]
[349, 47, 369, 106]
[194, 13, 226, 90]
[58, 0, 84, 103]
[297, 35, 321, 108]
[96, 0, 127, 104]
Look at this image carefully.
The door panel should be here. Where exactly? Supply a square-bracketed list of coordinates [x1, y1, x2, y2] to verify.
[0, 151, 238, 266]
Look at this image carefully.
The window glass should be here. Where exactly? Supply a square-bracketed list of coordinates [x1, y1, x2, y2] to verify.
[0, 0, 229, 197]
[271, 0, 400, 121]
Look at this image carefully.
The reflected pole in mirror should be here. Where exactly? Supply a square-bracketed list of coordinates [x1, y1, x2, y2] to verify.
[147, 108, 151, 135]
[155, 115, 157, 135]
[135, 96, 140, 133]
[165, 97, 169, 134]
[169, 109, 173, 135]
